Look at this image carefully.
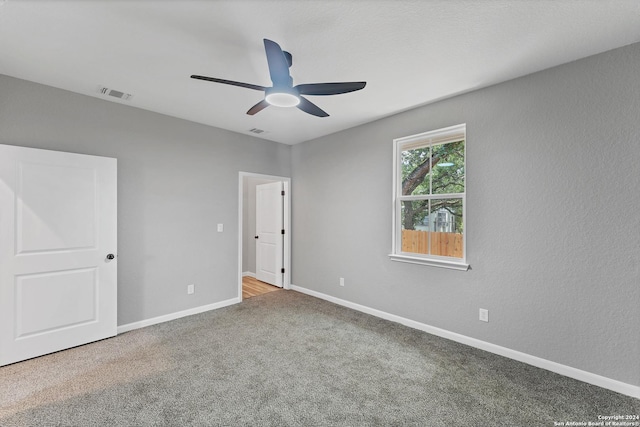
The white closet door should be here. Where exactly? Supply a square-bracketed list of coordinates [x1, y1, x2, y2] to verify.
[0, 144, 117, 366]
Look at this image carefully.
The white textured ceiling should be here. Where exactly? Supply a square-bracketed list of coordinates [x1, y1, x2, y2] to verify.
[1, 1, 640, 145]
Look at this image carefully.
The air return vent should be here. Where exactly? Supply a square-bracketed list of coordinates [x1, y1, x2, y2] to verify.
[98, 86, 133, 101]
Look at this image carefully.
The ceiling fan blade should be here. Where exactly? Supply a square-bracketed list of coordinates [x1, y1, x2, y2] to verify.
[263, 39, 292, 87]
[246, 99, 270, 115]
[190, 75, 266, 91]
[297, 96, 329, 117]
[295, 82, 367, 96]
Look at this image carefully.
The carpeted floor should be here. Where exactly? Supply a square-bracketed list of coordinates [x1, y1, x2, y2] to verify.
[1, 290, 638, 426]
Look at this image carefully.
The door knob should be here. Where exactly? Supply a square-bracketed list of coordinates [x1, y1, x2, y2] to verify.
[254, 235, 259, 239]
[106, 254, 115, 260]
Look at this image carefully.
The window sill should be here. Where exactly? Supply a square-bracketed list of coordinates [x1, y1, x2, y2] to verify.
[388, 254, 470, 271]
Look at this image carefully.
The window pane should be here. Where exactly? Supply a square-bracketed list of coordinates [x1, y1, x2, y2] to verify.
[432, 140, 465, 194]
[401, 200, 430, 254]
[428, 198, 463, 258]
[401, 146, 431, 195]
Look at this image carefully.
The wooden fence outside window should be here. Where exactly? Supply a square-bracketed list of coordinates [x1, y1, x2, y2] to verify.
[401, 229, 463, 258]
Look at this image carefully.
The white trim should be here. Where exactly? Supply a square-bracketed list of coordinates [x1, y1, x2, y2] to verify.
[289, 284, 640, 399]
[117, 297, 239, 334]
[282, 180, 291, 291]
[388, 253, 470, 271]
[395, 123, 466, 149]
[242, 271, 256, 278]
[399, 193, 464, 201]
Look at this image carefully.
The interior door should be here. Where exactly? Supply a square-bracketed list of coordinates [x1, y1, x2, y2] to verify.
[255, 181, 283, 287]
[0, 144, 117, 366]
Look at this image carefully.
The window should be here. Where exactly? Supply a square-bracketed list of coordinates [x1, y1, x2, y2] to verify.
[389, 124, 468, 270]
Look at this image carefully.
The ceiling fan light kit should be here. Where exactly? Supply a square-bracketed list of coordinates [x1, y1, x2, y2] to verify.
[265, 87, 300, 107]
[191, 38, 366, 117]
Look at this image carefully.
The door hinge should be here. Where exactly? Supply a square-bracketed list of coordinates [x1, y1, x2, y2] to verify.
[281, 190, 285, 196]
[281, 268, 285, 273]
[281, 229, 285, 234]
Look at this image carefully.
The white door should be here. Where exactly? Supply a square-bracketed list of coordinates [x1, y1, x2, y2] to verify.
[0, 144, 117, 366]
[255, 181, 283, 287]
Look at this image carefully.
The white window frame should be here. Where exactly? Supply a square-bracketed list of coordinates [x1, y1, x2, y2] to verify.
[389, 124, 469, 271]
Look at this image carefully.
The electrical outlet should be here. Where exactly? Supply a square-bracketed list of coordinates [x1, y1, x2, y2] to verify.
[217, 224, 223, 232]
[339, 277, 345, 287]
[187, 284, 195, 295]
[479, 308, 489, 322]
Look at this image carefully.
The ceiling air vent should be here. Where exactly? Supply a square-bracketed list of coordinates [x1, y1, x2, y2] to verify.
[98, 86, 133, 101]
[248, 128, 265, 134]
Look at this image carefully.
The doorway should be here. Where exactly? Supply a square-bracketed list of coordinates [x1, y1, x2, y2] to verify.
[238, 172, 291, 300]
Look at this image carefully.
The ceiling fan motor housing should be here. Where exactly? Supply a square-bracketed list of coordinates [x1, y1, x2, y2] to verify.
[283, 51, 293, 68]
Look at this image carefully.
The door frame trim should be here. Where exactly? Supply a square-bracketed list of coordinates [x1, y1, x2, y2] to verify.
[238, 172, 291, 300]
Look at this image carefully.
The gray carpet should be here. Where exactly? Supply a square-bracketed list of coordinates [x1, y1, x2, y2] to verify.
[1, 290, 638, 426]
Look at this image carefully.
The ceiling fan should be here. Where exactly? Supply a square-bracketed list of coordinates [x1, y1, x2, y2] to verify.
[190, 39, 366, 117]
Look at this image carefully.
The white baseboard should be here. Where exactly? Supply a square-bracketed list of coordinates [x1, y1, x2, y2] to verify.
[242, 271, 256, 278]
[290, 284, 640, 399]
[117, 297, 240, 334]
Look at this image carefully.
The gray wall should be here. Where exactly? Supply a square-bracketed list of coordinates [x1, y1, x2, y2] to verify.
[291, 43, 640, 386]
[0, 74, 291, 326]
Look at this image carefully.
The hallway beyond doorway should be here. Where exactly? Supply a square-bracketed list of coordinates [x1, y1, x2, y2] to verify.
[242, 276, 281, 300]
